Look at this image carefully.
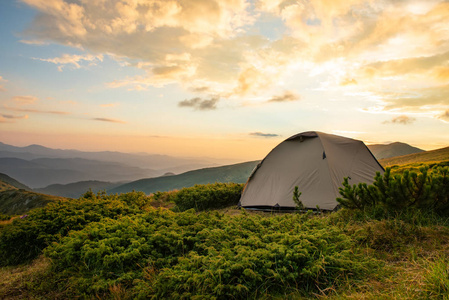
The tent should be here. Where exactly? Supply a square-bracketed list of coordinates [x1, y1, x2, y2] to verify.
[239, 131, 384, 211]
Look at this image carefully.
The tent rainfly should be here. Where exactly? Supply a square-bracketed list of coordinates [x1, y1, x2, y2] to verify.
[238, 131, 384, 211]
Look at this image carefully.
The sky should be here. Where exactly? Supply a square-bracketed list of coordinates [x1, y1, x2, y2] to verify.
[0, 0, 448, 162]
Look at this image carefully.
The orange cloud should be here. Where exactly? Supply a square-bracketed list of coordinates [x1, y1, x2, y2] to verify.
[92, 117, 126, 124]
[267, 90, 300, 103]
[383, 115, 416, 125]
[13, 95, 38, 105]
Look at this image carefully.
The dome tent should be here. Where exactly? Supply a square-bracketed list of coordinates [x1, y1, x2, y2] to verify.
[239, 131, 384, 211]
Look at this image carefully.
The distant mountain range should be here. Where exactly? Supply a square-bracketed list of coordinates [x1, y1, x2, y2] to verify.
[0, 142, 233, 188]
[109, 161, 259, 195]
[0, 140, 435, 198]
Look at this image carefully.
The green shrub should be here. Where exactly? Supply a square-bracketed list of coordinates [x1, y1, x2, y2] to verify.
[337, 167, 449, 216]
[0, 191, 147, 266]
[172, 183, 244, 212]
[43, 210, 376, 299]
[0, 213, 11, 221]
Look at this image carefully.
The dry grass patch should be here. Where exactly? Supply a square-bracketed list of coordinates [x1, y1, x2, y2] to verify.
[0, 256, 51, 299]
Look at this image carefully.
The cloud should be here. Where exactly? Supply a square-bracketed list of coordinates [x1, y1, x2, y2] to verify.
[36, 53, 104, 71]
[249, 132, 280, 138]
[19, 39, 48, 45]
[1, 114, 29, 119]
[340, 78, 357, 86]
[178, 96, 219, 110]
[0, 114, 29, 123]
[375, 84, 449, 113]
[13, 95, 38, 105]
[100, 103, 119, 108]
[19, 0, 449, 109]
[437, 110, 449, 122]
[383, 115, 416, 125]
[6, 106, 70, 115]
[92, 117, 126, 124]
[267, 90, 300, 103]
[0, 76, 6, 91]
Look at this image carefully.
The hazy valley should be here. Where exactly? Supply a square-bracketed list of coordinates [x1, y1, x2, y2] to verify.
[0, 140, 430, 200]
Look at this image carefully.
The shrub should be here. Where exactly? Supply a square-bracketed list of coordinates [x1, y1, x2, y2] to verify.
[0, 191, 146, 266]
[0, 213, 11, 221]
[172, 183, 244, 212]
[43, 210, 376, 299]
[337, 167, 449, 216]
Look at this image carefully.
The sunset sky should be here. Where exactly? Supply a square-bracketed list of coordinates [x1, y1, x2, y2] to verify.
[0, 0, 448, 162]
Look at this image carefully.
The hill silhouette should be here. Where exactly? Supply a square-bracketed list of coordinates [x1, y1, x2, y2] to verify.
[367, 142, 424, 159]
[109, 161, 259, 195]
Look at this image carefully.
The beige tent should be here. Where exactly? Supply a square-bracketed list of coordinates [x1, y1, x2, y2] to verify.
[239, 131, 384, 211]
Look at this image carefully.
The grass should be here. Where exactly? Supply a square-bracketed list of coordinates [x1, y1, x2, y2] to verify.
[379, 146, 449, 167]
[0, 256, 52, 299]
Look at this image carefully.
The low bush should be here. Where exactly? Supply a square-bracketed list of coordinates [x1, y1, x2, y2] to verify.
[172, 183, 244, 211]
[0, 191, 148, 266]
[0, 213, 11, 221]
[43, 209, 376, 299]
[337, 166, 449, 217]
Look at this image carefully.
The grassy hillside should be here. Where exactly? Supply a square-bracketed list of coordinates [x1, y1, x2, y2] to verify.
[0, 156, 449, 298]
[368, 142, 424, 159]
[0, 173, 31, 191]
[35, 180, 123, 198]
[109, 160, 259, 194]
[379, 146, 449, 167]
[1, 189, 449, 299]
[0, 189, 65, 215]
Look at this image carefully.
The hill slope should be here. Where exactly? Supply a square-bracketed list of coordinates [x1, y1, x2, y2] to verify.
[36, 181, 123, 198]
[0, 173, 31, 191]
[109, 161, 259, 194]
[0, 189, 66, 215]
[379, 146, 449, 166]
[368, 142, 424, 159]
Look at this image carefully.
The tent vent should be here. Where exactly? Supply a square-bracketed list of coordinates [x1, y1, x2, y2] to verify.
[322, 151, 326, 159]
[274, 203, 280, 208]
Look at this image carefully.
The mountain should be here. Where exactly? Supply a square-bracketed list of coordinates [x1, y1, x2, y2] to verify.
[0, 142, 232, 173]
[379, 146, 449, 167]
[109, 161, 260, 195]
[368, 142, 424, 160]
[0, 173, 31, 191]
[0, 157, 157, 188]
[36, 181, 123, 199]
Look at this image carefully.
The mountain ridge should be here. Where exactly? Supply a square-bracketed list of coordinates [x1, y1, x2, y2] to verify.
[367, 142, 424, 160]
